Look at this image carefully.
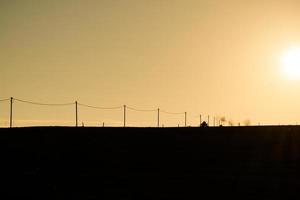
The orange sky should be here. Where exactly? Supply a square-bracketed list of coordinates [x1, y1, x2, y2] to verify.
[1, 0, 300, 127]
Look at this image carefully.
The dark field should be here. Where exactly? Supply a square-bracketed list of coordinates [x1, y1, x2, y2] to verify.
[1, 126, 300, 199]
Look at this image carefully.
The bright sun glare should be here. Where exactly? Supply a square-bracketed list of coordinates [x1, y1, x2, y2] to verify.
[281, 48, 300, 80]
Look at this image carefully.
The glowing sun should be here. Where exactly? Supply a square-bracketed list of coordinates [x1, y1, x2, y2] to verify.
[281, 48, 300, 80]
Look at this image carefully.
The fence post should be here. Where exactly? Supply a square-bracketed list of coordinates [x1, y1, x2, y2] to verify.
[10, 97, 13, 128]
[185, 112, 187, 127]
[123, 105, 126, 127]
[75, 101, 78, 127]
[157, 108, 160, 128]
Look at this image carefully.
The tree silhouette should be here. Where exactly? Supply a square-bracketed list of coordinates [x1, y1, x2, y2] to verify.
[220, 116, 226, 126]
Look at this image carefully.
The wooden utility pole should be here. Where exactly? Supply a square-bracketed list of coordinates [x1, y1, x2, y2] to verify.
[10, 97, 13, 128]
[123, 105, 126, 127]
[157, 108, 160, 127]
[185, 112, 187, 127]
[75, 101, 78, 127]
[200, 114, 202, 126]
[208, 115, 210, 126]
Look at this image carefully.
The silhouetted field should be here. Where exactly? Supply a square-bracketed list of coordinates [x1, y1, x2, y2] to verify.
[1, 126, 300, 199]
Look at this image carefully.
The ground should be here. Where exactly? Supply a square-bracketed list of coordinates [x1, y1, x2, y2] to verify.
[1, 126, 300, 199]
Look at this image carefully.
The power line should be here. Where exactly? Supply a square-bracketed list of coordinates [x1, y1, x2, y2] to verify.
[189, 114, 201, 118]
[0, 97, 234, 128]
[0, 98, 10, 102]
[77, 103, 123, 110]
[14, 98, 74, 106]
[160, 109, 185, 115]
[127, 106, 157, 112]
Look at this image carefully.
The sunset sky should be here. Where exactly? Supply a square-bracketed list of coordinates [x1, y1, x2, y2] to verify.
[1, 0, 300, 127]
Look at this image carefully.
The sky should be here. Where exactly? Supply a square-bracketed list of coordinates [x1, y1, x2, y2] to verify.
[1, 0, 300, 127]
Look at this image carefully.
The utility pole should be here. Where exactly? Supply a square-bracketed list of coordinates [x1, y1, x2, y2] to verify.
[10, 97, 13, 128]
[214, 117, 215, 127]
[123, 105, 126, 127]
[208, 115, 210, 126]
[157, 108, 160, 128]
[200, 114, 202, 126]
[75, 101, 78, 127]
[185, 112, 187, 127]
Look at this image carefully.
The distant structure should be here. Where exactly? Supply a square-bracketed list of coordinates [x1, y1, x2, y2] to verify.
[200, 121, 208, 127]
